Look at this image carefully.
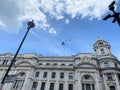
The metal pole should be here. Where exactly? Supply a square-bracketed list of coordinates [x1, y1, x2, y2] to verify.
[1, 20, 35, 85]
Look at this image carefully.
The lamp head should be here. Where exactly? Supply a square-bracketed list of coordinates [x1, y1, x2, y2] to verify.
[27, 20, 35, 28]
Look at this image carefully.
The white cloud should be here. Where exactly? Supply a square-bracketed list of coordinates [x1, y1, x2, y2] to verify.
[48, 28, 57, 36]
[65, 19, 70, 24]
[0, 0, 119, 33]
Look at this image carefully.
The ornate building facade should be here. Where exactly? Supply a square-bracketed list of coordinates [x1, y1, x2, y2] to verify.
[0, 38, 120, 90]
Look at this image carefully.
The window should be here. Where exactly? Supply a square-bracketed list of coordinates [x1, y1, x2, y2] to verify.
[59, 83, 63, 90]
[2, 60, 8, 65]
[46, 63, 50, 65]
[43, 72, 47, 78]
[61, 64, 65, 66]
[82, 75, 93, 81]
[114, 63, 118, 68]
[60, 72, 64, 79]
[118, 74, 120, 81]
[82, 84, 84, 90]
[51, 72, 56, 78]
[82, 84, 94, 90]
[40, 82, 46, 90]
[39, 63, 43, 65]
[35, 72, 39, 78]
[101, 49, 105, 54]
[110, 86, 115, 90]
[68, 84, 73, 90]
[13, 60, 16, 65]
[69, 73, 73, 79]
[82, 75, 94, 90]
[13, 80, 24, 90]
[32, 82, 38, 90]
[13, 72, 26, 90]
[107, 73, 112, 80]
[69, 64, 73, 66]
[19, 72, 26, 78]
[104, 62, 109, 68]
[49, 83, 54, 90]
[98, 42, 103, 46]
[84, 75, 91, 80]
[53, 63, 57, 66]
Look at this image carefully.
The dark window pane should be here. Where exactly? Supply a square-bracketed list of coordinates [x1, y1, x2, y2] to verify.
[59, 83, 63, 90]
[69, 73, 73, 79]
[82, 84, 84, 90]
[86, 84, 91, 90]
[40, 82, 46, 90]
[35, 72, 39, 78]
[43, 72, 47, 78]
[101, 49, 105, 54]
[32, 82, 38, 90]
[2, 60, 8, 65]
[13, 80, 24, 89]
[107, 73, 112, 80]
[114, 63, 118, 68]
[104, 62, 109, 68]
[84, 75, 90, 80]
[49, 83, 54, 90]
[92, 84, 94, 90]
[53, 63, 57, 66]
[51, 72, 56, 78]
[110, 86, 115, 90]
[98, 42, 103, 46]
[68, 84, 73, 90]
[60, 72, 64, 79]
[118, 74, 120, 81]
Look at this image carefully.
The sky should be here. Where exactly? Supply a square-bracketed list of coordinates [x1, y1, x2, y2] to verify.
[0, 0, 120, 60]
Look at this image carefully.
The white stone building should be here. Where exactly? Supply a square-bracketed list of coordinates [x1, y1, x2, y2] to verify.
[0, 38, 120, 90]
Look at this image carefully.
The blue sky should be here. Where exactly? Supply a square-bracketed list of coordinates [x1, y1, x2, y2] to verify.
[0, 0, 120, 59]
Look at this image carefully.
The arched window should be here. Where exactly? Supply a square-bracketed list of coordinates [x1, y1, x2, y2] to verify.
[107, 73, 112, 80]
[100, 49, 105, 54]
[98, 42, 103, 46]
[118, 74, 120, 81]
[13, 72, 26, 90]
[114, 63, 118, 68]
[104, 62, 109, 68]
[19, 72, 26, 78]
[82, 75, 95, 90]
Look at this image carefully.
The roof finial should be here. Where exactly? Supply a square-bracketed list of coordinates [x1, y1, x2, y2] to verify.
[97, 36, 101, 40]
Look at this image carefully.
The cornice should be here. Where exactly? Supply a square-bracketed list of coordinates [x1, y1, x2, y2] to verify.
[100, 67, 120, 72]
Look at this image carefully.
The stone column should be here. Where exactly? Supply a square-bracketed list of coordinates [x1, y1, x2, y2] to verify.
[45, 80, 50, 90]
[95, 73, 100, 90]
[55, 81, 59, 90]
[55, 71, 59, 90]
[37, 80, 41, 90]
[103, 74, 108, 90]
[22, 68, 34, 90]
[74, 70, 79, 90]
[78, 72, 82, 90]
[64, 72, 68, 90]
[114, 74, 120, 90]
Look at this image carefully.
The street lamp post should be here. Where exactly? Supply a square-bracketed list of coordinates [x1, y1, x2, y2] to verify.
[0, 20, 35, 87]
[103, 1, 120, 26]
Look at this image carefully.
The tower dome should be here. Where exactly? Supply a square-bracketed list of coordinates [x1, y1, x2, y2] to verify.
[93, 37, 111, 55]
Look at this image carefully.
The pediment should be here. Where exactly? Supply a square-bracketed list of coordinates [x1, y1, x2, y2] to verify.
[16, 61, 32, 66]
[107, 81, 116, 85]
[78, 63, 96, 68]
